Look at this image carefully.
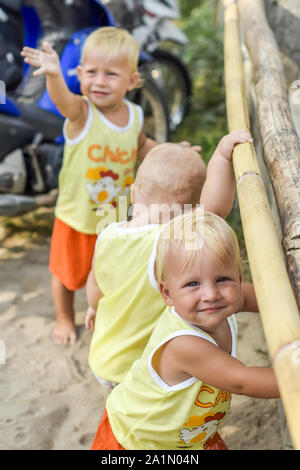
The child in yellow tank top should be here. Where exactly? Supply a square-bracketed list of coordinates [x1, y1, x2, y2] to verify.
[91, 210, 280, 450]
[22, 27, 159, 345]
[86, 131, 256, 389]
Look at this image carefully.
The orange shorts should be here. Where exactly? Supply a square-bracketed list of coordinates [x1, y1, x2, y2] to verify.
[91, 409, 125, 450]
[49, 217, 97, 291]
[91, 408, 227, 451]
[204, 431, 228, 450]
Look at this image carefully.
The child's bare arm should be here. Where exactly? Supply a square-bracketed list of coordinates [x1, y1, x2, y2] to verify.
[21, 41, 87, 123]
[86, 267, 103, 311]
[137, 127, 157, 161]
[240, 282, 258, 312]
[85, 306, 96, 331]
[85, 265, 103, 331]
[167, 335, 279, 399]
[200, 130, 253, 218]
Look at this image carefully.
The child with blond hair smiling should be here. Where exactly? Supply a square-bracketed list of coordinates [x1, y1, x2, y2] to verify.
[22, 27, 157, 344]
[91, 209, 279, 450]
[85, 130, 257, 391]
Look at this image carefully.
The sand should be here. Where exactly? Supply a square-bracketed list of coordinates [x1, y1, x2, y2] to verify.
[0, 208, 292, 450]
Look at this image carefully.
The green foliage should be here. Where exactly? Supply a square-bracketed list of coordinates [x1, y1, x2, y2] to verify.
[172, 1, 248, 265]
[172, 0, 226, 164]
[0, 208, 54, 243]
[179, 0, 204, 18]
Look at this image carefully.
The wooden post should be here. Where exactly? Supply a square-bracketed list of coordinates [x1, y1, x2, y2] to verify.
[238, 0, 300, 312]
[223, 0, 300, 449]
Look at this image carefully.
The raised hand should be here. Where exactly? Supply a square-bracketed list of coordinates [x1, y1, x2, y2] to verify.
[217, 130, 253, 161]
[85, 306, 96, 331]
[178, 140, 202, 153]
[21, 41, 61, 77]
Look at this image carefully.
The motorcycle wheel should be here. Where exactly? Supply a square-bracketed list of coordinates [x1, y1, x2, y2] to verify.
[145, 49, 192, 132]
[129, 75, 170, 143]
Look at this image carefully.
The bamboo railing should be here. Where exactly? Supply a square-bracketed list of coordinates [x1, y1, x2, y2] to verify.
[223, 0, 300, 449]
[239, 0, 300, 310]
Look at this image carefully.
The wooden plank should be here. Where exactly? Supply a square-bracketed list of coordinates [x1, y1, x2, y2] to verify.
[238, 0, 300, 308]
[223, 0, 300, 449]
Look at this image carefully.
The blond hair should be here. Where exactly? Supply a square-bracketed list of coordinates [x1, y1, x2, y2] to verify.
[134, 143, 207, 207]
[155, 209, 242, 284]
[81, 26, 140, 76]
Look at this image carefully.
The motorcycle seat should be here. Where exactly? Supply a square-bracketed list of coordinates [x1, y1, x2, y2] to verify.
[16, 100, 64, 141]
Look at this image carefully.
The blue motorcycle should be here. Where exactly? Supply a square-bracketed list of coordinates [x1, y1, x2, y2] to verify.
[0, 0, 169, 216]
[0, 0, 23, 91]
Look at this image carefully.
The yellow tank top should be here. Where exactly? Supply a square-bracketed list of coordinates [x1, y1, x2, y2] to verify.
[107, 306, 238, 450]
[88, 222, 166, 383]
[55, 99, 142, 234]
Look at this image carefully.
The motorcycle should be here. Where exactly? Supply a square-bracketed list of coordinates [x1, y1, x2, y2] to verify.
[0, 0, 170, 217]
[0, 0, 23, 92]
[105, 0, 192, 131]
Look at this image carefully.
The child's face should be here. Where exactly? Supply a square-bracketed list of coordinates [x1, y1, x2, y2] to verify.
[160, 246, 242, 332]
[77, 47, 139, 111]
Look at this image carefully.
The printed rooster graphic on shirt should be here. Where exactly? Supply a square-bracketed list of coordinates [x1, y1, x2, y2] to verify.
[85, 167, 133, 209]
[86, 169, 122, 207]
[178, 411, 226, 448]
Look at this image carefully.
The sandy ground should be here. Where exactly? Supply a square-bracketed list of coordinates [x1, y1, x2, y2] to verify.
[0, 208, 292, 450]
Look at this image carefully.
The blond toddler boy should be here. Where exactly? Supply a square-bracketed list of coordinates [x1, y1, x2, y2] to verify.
[86, 130, 256, 390]
[91, 209, 279, 450]
[22, 27, 157, 345]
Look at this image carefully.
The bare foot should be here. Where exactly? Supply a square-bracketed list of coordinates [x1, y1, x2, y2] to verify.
[51, 317, 77, 345]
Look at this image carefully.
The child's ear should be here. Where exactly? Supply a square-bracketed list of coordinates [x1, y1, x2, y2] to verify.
[159, 281, 174, 306]
[127, 71, 140, 91]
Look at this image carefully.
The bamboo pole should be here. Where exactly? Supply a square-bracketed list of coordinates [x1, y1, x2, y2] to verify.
[223, 0, 300, 449]
[238, 0, 300, 310]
